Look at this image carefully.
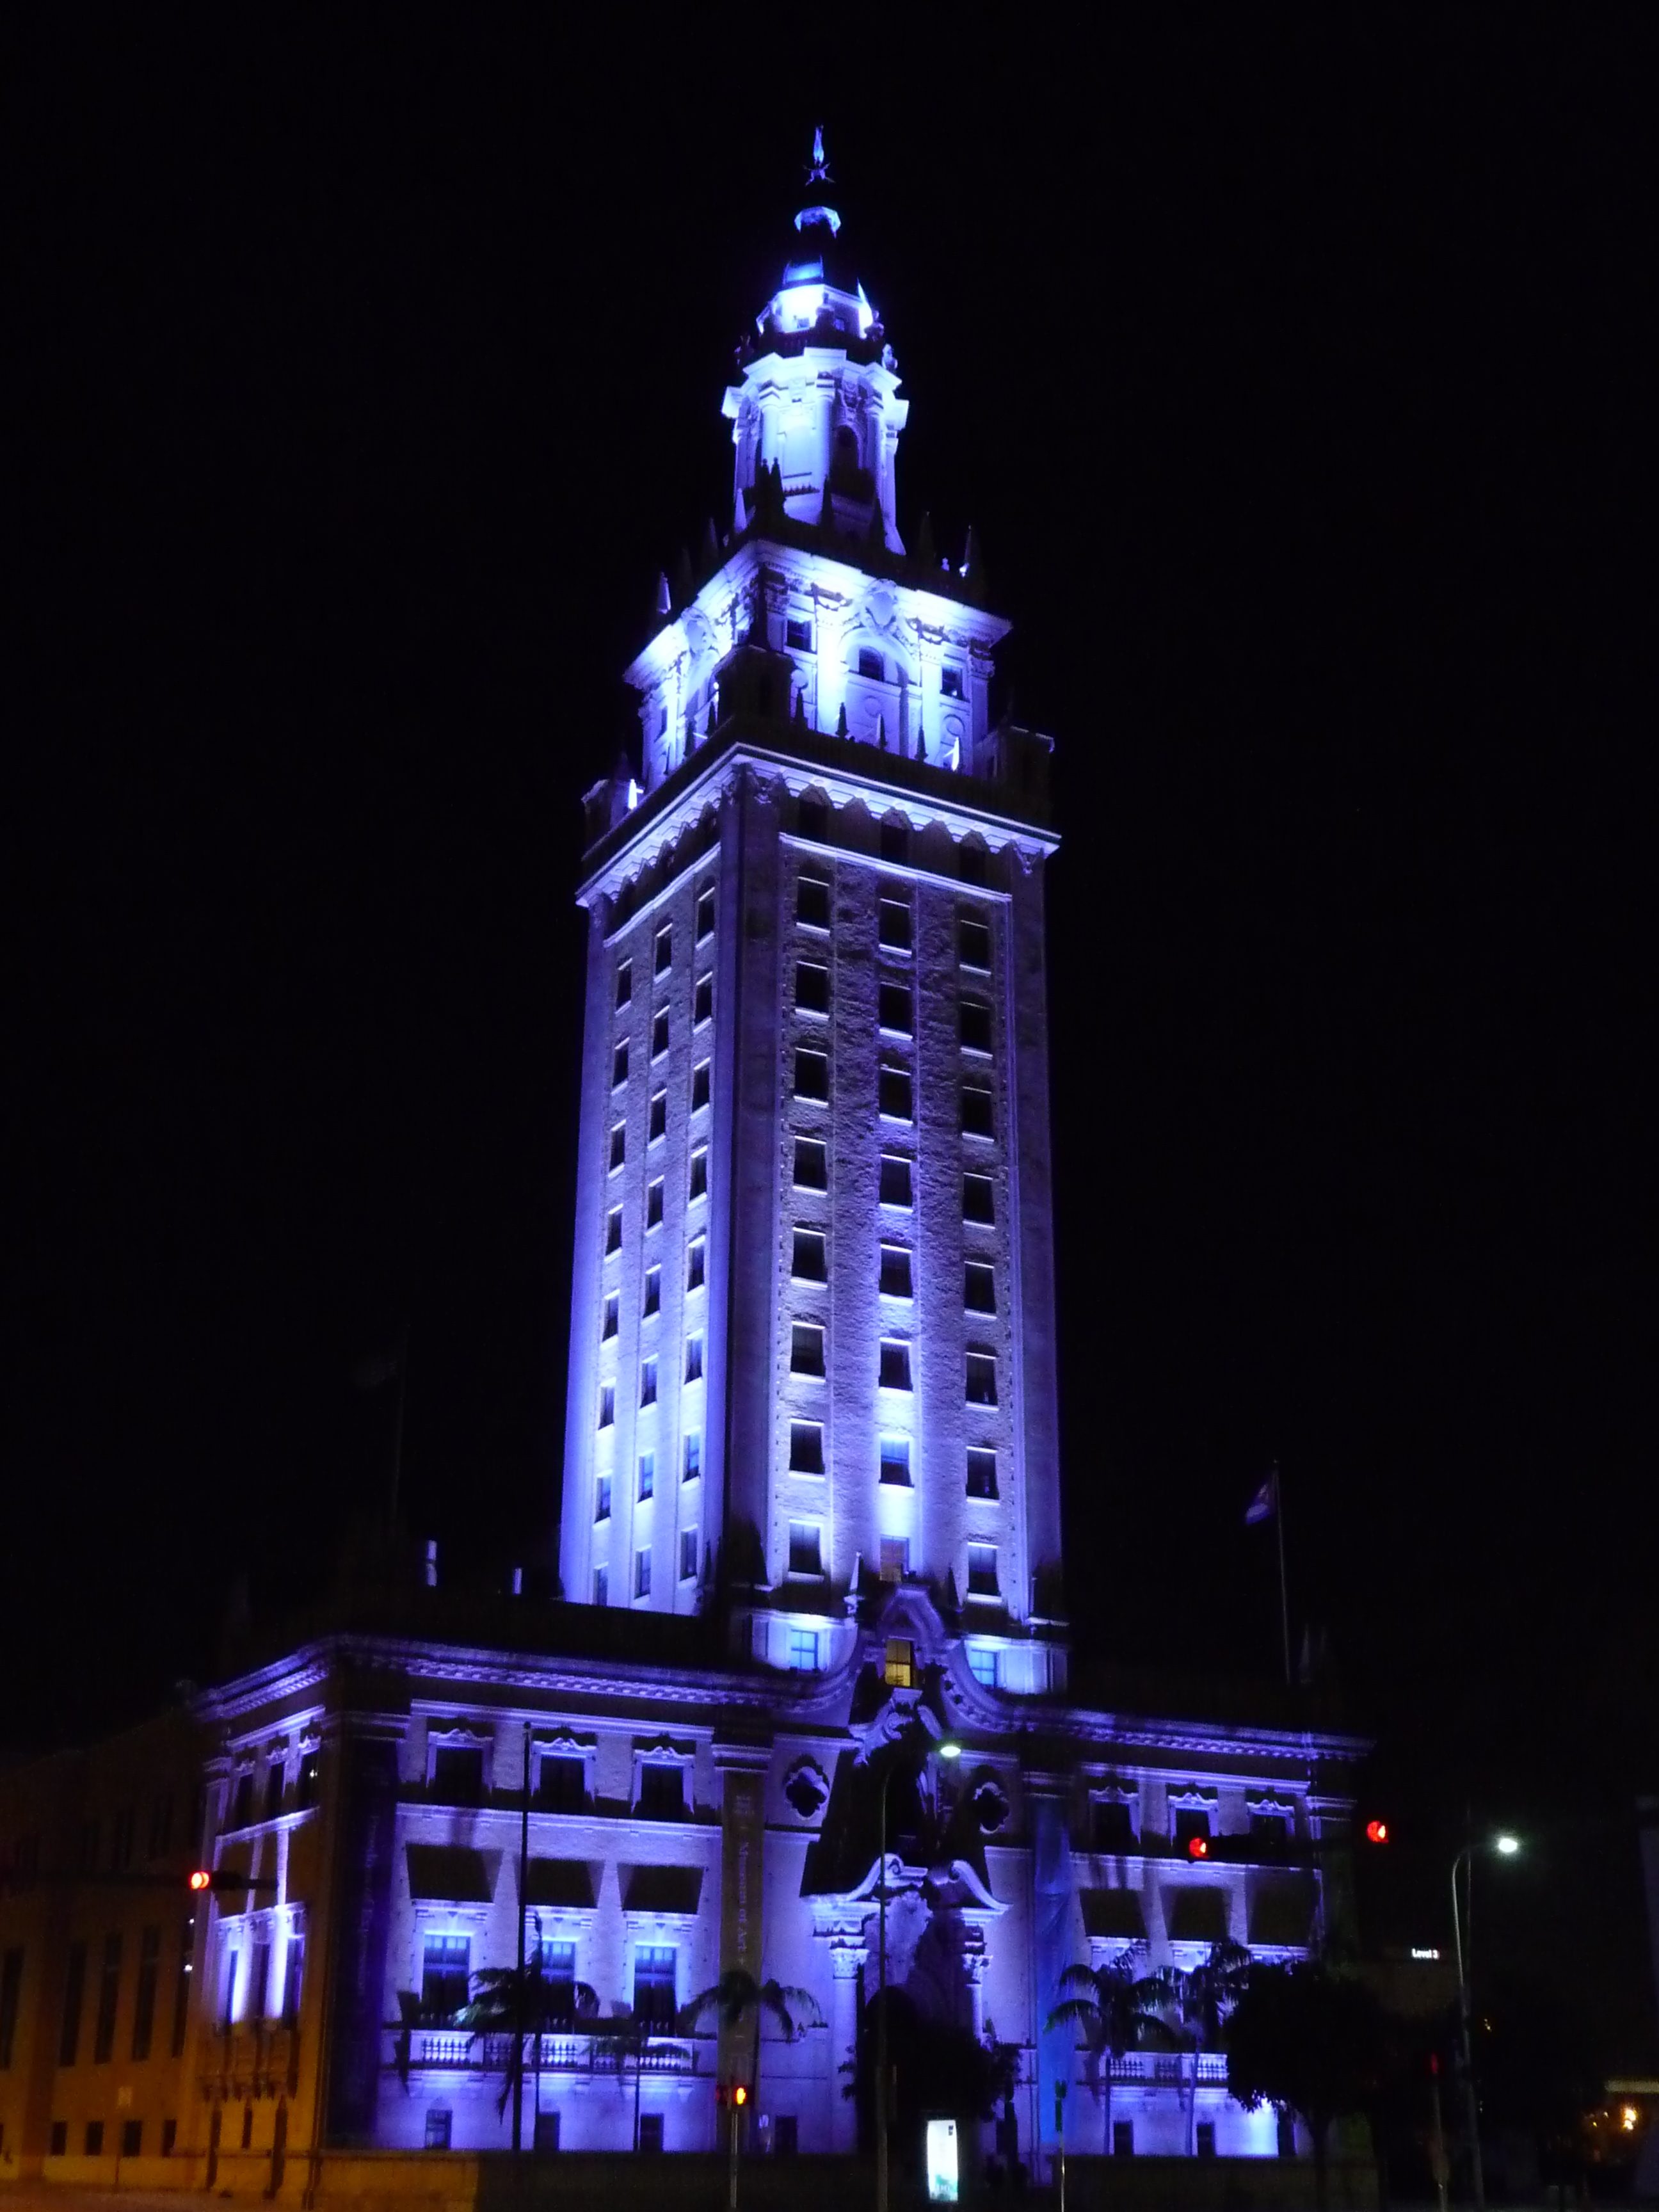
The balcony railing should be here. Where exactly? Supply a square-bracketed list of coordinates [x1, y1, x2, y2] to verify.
[394, 2029, 698, 2077]
[1105, 2052, 1228, 2086]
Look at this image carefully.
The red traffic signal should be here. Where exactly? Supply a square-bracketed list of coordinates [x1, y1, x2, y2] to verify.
[188, 1869, 212, 1891]
[1365, 1820, 1390, 1845]
[1187, 1835, 1210, 1860]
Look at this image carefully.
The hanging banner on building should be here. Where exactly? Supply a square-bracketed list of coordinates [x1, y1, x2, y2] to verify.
[719, 1768, 765, 2087]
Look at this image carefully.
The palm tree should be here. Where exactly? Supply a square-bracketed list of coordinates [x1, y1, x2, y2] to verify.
[590, 2005, 659, 2151]
[678, 1969, 824, 2128]
[1174, 1940, 1252, 2154]
[1047, 1946, 1180, 2153]
[456, 1956, 599, 2126]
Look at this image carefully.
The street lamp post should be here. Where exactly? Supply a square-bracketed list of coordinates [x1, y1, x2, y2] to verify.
[877, 1735, 960, 2212]
[1450, 1834, 1519, 2212]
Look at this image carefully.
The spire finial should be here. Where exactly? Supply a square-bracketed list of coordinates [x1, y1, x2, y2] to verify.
[808, 125, 830, 185]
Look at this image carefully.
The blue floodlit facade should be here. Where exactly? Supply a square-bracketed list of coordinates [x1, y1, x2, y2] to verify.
[187, 143, 1368, 2181]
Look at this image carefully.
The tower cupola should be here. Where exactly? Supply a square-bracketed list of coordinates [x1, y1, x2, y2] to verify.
[723, 129, 910, 549]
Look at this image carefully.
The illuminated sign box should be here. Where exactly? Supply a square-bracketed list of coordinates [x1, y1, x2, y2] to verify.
[926, 2117, 959, 2203]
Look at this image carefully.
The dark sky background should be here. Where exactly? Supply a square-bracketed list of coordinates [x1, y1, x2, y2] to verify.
[10, 14, 1655, 2067]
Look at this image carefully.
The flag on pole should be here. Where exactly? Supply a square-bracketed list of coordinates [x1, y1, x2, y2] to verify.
[1244, 1471, 1278, 1525]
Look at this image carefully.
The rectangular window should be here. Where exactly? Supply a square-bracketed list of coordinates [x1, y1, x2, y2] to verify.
[654, 924, 673, 975]
[687, 1237, 705, 1292]
[684, 1431, 701, 1482]
[962, 1083, 994, 1138]
[789, 1630, 819, 1672]
[880, 1537, 910, 1582]
[50, 2122, 67, 2158]
[593, 1567, 609, 1607]
[965, 1262, 997, 1313]
[538, 1756, 586, 1812]
[649, 1089, 667, 1141]
[632, 1945, 677, 2028]
[792, 1228, 828, 1282]
[281, 1933, 305, 2026]
[1114, 2121, 1135, 2158]
[877, 897, 912, 952]
[786, 617, 812, 652]
[616, 961, 632, 1009]
[602, 1291, 619, 1341]
[425, 2110, 453, 2151]
[796, 960, 830, 1014]
[794, 1047, 829, 1100]
[218, 1943, 236, 2028]
[122, 2119, 143, 2158]
[776, 2115, 799, 2158]
[93, 1934, 120, 2062]
[598, 1384, 616, 1429]
[0, 1948, 23, 2069]
[689, 1146, 708, 1200]
[967, 1544, 1000, 1599]
[264, 1761, 285, 1820]
[131, 1925, 160, 2060]
[959, 915, 992, 968]
[968, 1644, 998, 1688]
[960, 998, 993, 1053]
[612, 1040, 629, 1087]
[646, 1177, 664, 1228]
[635, 1547, 652, 1599]
[639, 1358, 657, 1407]
[685, 1333, 703, 1384]
[879, 817, 910, 864]
[607, 1119, 624, 1174]
[1249, 1811, 1289, 1848]
[637, 1767, 684, 1820]
[639, 2114, 664, 2154]
[879, 1436, 911, 1487]
[858, 647, 885, 680]
[163, 2118, 178, 2156]
[790, 1322, 825, 1377]
[879, 1244, 913, 1298]
[964, 1171, 995, 1223]
[652, 1007, 669, 1059]
[1197, 2123, 1217, 2159]
[431, 1746, 484, 1803]
[605, 1205, 622, 1254]
[296, 1754, 318, 1808]
[1093, 1799, 1136, 1852]
[966, 1352, 998, 1406]
[966, 1447, 998, 1500]
[879, 1340, 913, 1391]
[789, 1420, 825, 1475]
[671, 1527, 694, 1580]
[643, 1265, 661, 1317]
[696, 885, 716, 939]
[421, 1936, 470, 2017]
[247, 1939, 270, 2023]
[637, 1452, 655, 1502]
[798, 792, 830, 838]
[796, 874, 831, 928]
[878, 1065, 913, 1121]
[794, 1136, 828, 1189]
[788, 1521, 823, 1576]
[878, 981, 913, 1034]
[694, 974, 714, 1025]
[1174, 1807, 1212, 1848]
[883, 1636, 914, 1687]
[170, 1917, 193, 2056]
[879, 1153, 913, 1206]
[940, 666, 964, 699]
[691, 1059, 710, 1110]
[85, 2122, 104, 2157]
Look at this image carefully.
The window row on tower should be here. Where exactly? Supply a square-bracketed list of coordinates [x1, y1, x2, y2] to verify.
[789, 790, 995, 888]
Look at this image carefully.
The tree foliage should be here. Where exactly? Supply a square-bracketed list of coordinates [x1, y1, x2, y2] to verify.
[1226, 1960, 1388, 2209]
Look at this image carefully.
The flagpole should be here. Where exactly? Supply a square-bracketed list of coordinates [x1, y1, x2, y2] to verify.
[1273, 1462, 1291, 1687]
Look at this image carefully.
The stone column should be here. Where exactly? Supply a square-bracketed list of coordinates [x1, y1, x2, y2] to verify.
[828, 1939, 867, 2152]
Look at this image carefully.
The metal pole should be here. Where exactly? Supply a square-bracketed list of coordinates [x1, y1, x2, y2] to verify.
[1450, 1850, 1484, 2212]
[514, 1721, 529, 2156]
[877, 1766, 890, 2212]
[728, 2092, 741, 2212]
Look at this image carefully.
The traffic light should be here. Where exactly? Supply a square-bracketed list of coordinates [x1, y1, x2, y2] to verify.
[1187, 1834, 1210, 1860]
[187, 1868, 277, 1895]
[1365, 1819, 1390, 1844]
[188, 1869, 212, 1891]
[733, 2085, 748, 2108]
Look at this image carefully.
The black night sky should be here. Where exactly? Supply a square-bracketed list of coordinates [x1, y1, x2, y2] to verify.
[10, 15, 1655, 2071]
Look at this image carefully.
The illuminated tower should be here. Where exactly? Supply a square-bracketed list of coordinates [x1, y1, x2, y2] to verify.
[559, 136, 1063, 1684]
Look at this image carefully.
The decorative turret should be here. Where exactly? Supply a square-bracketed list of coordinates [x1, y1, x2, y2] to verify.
[722, 129, 910, 550]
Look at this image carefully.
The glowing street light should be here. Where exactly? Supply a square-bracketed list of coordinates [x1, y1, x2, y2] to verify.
[1451, 1835, 1523, 2212]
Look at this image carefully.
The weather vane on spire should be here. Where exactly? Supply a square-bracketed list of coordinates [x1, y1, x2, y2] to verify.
[806, 124, 831, 186]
